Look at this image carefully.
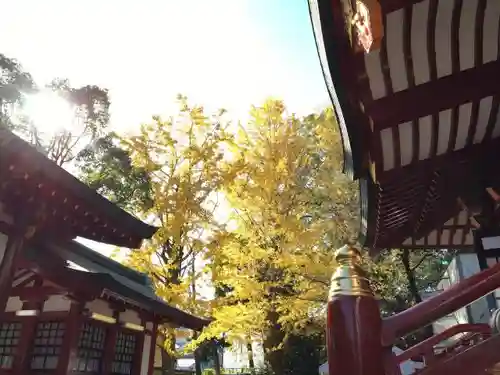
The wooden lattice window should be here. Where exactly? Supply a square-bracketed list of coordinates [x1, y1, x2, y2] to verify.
[30, 321, 65, 370]
[0, 322, 21, 369]
[73, 322, 107, 373]
[111, 332, 137, 375]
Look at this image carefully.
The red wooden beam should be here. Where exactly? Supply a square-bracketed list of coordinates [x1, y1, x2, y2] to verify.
[416, 333, 500, 375]
[148, 321, 158, 375]
[381, 259, 500, 345]
[13, 274, 36, 289]
[0, 228, 29, 313]
[102, 311, 120, 375]
[57, 301, 85, 375]
[13, 279, 45, 374]
[378, 0, 426, 13]
[366, 60, 500, 130]
[133, 318, 146, 375]
[393, 324, 490, 364]
[10, 285, 65, 300]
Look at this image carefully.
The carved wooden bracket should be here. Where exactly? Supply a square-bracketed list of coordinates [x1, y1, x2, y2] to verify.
[349, 0, 384, 53]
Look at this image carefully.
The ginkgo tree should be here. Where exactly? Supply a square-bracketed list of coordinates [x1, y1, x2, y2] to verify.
[195, 100, 359, 375]
[79, 95, 237, 374]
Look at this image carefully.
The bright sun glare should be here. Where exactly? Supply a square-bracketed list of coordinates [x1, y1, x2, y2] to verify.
[23, 91, 75, 135]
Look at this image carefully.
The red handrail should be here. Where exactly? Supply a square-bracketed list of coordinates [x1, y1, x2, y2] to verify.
[393, 324, 490, 364]
[416, 333, 500, 375]
[382, 260, 500, 345]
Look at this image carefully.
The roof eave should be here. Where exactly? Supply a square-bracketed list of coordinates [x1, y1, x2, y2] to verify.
[308, 0, 365, 180]
[0, 126, 157, 247]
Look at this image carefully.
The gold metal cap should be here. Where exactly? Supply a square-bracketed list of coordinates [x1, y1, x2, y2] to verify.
[329, 245, 373, 298]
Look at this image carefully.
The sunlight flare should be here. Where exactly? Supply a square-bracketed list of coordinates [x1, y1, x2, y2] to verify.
[23, 90, 75, 135]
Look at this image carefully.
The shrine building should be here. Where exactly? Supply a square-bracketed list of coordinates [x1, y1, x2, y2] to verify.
[0, 126, 209, 375]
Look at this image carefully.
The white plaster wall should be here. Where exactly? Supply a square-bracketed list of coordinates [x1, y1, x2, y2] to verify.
[141, 332, 152, 375]
[119, 309, 141, 325]
[5, 297, 22, 312]
[85, 299, 114, 317]
[43, 295, 71, 312]
[140, 322, 154, 375]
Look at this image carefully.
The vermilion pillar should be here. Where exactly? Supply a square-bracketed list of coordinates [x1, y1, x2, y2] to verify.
[327, 245, 385, 375]
[58, 300, 85, 375]
[102, 310, 120, 375]
[13, 279, 45, 374]
[147, 322, 158, 375]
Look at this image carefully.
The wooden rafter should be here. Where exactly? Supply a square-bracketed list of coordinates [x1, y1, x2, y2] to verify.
[367, 60, 500, 130]
[378, 0, 427, 14]
[13, 273, 37, 289]
[10, 285, 64, 300]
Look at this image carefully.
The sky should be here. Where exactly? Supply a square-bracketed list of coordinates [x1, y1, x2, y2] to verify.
[1, 0, 330, 131]
[0, 0, 331, 257]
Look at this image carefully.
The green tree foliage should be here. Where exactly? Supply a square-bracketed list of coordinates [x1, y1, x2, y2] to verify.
[368, 248, 455, 317]
[77, 132, 154, 210]
[367, 248, 455, 348]
[0, 54, 35, 127]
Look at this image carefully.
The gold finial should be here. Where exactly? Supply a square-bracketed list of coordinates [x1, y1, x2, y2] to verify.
[329, 244, 373, 298]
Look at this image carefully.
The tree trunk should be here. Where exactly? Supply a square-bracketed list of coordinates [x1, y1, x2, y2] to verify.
[400, 249, 422, 304]
[263, 310, 285, 375]
[400, 249, 434, 340]
[214, 345, 222, 375]
[160, 350, 176, 375]
[247, 341, 255, 372]
[194, 347, 202, 375]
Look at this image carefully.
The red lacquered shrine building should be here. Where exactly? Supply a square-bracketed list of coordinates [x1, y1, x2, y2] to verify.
[0, 126, 208, 375]
[309, 0, 500, 374]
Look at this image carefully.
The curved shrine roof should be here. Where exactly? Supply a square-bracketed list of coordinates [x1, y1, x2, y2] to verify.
[23, 240, 210, 331]
[309, 0, 500, 251]
[0, 125, 157, 248]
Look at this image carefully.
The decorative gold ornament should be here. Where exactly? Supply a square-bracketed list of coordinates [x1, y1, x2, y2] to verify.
[329, 244, 373, 298]
[350, 0, 384, 54]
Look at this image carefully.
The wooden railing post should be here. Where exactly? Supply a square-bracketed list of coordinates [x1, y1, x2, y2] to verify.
[327, 245, 385, 375]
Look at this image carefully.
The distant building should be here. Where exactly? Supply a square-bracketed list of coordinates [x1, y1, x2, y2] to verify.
[431, 251, 495, 335]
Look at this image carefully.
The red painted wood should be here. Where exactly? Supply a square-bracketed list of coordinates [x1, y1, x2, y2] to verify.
[133, 328, 145, 375]
[0, 232, 27, 313]
[13, 279, 45, 374]
[0, 310, 68, 322]
[57, 301, 85, 375]
[327, 295, 385, 375]
[416, 333, 500, 375]
[393, 324, 490, 365]
[10, 285, 63, 299]
[102, 312, 120, 375]
[382, 260, 500, 345]
[13, 274, 37, 289]
[148, 322, 158, 375]
[367, 60, 500, 131]
[378, 0, 426, 13]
